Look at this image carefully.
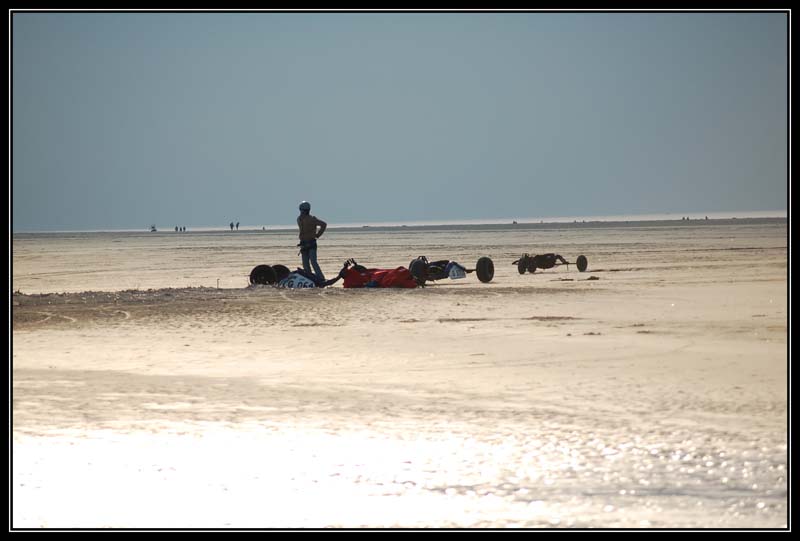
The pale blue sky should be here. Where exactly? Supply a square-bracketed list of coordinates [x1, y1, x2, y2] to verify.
[12, 12, 788, 231]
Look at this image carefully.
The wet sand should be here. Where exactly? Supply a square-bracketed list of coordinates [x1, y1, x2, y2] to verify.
[11, 220, 788, 528]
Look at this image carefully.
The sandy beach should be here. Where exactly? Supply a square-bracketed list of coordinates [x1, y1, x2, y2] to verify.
[11, 219, 788, 529]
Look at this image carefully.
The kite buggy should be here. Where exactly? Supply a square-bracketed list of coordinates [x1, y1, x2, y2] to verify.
[512, 253, 589, 274]
[408, 256, 495, 285]
[249, 255, 495, 289]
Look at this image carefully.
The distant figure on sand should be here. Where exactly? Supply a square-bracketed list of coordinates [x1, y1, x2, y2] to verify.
[230, 222, 234, 231]
[236, 222, 240, 230]
[297, 201, 327, 281]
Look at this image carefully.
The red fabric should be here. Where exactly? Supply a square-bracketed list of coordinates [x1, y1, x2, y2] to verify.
[342, 267, 418, 288]
[342, 267, 371, 288]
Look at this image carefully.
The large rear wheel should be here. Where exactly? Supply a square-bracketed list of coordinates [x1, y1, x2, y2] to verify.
[476, 257, 495, 283]
[249, 264, 277, 285]
[272, 264, 291, 282]
[409, 258, 428, 285]
[576, 255, 588, 272]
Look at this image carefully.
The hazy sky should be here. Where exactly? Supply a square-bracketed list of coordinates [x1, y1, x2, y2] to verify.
[12, 11, 788, 231]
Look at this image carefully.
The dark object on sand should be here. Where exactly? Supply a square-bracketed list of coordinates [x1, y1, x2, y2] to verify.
[272, 264, 291, 282]
[249, 255, 495, 289]
[249, 264, 292, 285]
[250, 264, 278, 285]
[249, 259, 415, 289]
[408, 256, 495, 285]
[513, 253, 589, 274]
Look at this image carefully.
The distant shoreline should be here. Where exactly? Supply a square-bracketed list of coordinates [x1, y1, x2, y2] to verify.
[11, 215, 788, 236]
[325, 215, 788, 231]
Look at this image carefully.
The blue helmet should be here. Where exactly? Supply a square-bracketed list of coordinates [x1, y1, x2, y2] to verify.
[299, 201, 311, 212]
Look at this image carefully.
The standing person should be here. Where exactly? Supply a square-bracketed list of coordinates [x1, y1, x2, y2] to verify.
[297, 201, 327, 281]
[236, 221, 240, 230]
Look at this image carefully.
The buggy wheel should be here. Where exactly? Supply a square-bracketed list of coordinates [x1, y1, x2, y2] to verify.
[517, 255, 528, 274]
[476, 257, 494, 283]
[272, 264, 291, 282]
[409, 258, 428, 285]
[576, 255, 588, 272]
[249, 264, 277, 285]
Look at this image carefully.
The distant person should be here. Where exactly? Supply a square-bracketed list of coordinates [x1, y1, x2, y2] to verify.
[236, 222, 240, 230]
[230, 222, 234, 231]
[297, 201, 327, 281]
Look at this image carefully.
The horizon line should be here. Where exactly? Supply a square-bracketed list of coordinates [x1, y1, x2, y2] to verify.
[10, 209, 788, 234]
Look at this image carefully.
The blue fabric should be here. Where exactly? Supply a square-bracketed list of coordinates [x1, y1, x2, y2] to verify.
[300, 244, 325, 282]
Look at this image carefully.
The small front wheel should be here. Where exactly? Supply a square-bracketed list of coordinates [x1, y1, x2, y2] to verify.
[576, 255, 588, 272]
[517, 255, 528, 274]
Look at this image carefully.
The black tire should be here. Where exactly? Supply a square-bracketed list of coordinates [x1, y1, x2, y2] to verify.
[272, 264, 291, 282]
[409, 258, 428, 285]
[576, 255, 588, 272]
[249, 264, 276, 285]
[476, 257, 494, 283]
[517, 255, 527, 274]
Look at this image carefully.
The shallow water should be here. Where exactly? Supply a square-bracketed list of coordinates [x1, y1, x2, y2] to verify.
[11, 220, 789, 529]
[12, 421, 787, 528]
